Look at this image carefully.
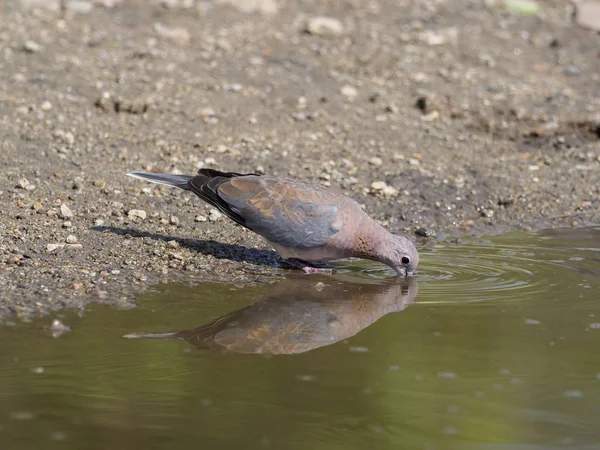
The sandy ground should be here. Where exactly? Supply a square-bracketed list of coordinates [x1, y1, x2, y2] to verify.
[0, 0, 599, 319]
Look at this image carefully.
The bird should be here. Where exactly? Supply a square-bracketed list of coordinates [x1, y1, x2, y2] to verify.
[127, 168, 419, 275]
[123, 276, 418, 355]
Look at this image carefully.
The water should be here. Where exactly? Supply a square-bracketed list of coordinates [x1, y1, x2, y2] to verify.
[1, 227, 599, 450]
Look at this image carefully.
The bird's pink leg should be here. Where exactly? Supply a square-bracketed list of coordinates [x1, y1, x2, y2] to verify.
[285, 258, 334, 274]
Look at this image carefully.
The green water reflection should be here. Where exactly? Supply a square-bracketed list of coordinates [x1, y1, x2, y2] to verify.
[0, 227, 599, 450]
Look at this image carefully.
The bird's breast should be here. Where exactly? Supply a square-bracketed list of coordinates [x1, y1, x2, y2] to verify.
[267, 240, 351, 262]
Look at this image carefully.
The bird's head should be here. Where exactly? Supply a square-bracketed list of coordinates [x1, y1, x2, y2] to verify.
[382, 234, 419, 277]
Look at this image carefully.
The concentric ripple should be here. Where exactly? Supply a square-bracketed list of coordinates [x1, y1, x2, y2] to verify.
[334, 227, 600, 304]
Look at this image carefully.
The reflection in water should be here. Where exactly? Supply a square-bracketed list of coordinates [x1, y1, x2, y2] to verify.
[124, 276, 418, 355]
[2, 228, 599, 450]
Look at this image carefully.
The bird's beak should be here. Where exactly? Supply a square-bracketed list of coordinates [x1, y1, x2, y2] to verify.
[395, 268, 413, 277]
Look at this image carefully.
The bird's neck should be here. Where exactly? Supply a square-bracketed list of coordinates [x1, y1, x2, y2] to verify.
[351, 217, 390, 261]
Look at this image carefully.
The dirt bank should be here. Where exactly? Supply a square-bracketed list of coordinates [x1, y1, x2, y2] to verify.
[1, 0, 598, 319]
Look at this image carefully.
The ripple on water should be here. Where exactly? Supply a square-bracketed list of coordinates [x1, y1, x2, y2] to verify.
[334, 227, 600, 305]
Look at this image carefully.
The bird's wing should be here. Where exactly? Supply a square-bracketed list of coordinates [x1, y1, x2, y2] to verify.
[210, 175, 343, 248]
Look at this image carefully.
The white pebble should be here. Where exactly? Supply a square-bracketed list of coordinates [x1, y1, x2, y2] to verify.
[23, 40, 43, 53]
[127, 209, 147, 220]
[341, 84, 358, 100]
[306, 16, 345, 36]
[208, 209, 223, 222]
[60, 204, 74, 219]
[46, 243, 65, 252]
[370, 181, 398, 198]
[154, 22, 190, 46]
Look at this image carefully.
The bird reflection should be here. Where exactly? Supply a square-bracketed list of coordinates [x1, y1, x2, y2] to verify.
[125, 276, 418, 355]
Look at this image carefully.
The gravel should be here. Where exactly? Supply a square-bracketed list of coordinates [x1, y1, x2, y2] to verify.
[0, 0, 598, 320]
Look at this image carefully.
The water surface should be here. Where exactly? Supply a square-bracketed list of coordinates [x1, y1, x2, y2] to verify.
[1, 227, 599, 450]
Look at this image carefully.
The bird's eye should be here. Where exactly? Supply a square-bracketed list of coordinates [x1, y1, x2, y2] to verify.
[401, 256, 410, 265]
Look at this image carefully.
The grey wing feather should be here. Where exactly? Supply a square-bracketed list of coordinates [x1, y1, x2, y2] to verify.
[244, 200, 339, 248]
[217, 177, 342, 248]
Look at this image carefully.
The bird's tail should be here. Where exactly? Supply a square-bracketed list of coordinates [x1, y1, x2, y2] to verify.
[127, 171, 192, 190]
[123, 331, 182, 340]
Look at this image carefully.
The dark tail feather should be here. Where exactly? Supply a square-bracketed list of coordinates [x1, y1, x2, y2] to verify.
[196, 168, 256, 179]
[186, 168, 259, 227]
[127, 171, 192, 190]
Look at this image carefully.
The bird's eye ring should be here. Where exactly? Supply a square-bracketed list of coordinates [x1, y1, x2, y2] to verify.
[401, 256, 410, 265]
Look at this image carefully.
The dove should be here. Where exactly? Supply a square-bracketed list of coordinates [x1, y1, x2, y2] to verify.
[123, 276, 418, 355]
[127, 168, 419, 275]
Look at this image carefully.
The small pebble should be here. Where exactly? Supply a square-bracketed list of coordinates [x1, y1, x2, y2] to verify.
[195, 214, 207, 222]
[154, 22, 191, 46]
[7, 255, 22, 265]
[60, 204, 74, 219]
[66, 0, 93, 13]
[23, 40, 43, 53]
[66, 235, 78, 244]
[17, 179, 31, 189]
[168, 252, 184, 260]
[341, 85, 358, 100]
[209, 209, 223, 222]
[305, 16, 345, 36]
[370, 181, 397, 198]
[47, 244, 65, 252]
[128, 209, 147, 220]
[170, 215, 180, 225]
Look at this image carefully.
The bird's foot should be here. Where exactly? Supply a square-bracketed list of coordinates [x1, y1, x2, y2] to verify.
[285, 258, 335, 274]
